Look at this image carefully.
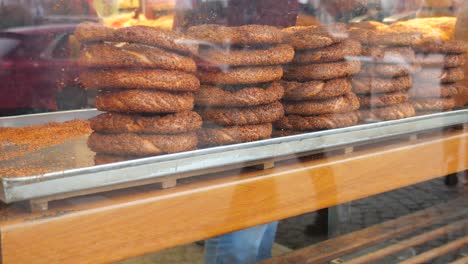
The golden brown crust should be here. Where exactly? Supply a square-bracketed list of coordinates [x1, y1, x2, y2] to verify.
[360, 63, 420, 78]
[96, 90, 194, 113]
[413, 67, 465, 84]
[283, 60, 361, 81]
[186, 24, 284, 45]
[413, 40, 468, 54]
[198, 44, 294, 66]
[348, 21, 421, 46]
[274, 112, 358, 131]
[292, 39, 362, 64]
[197, 123, 272, 146]
[409, 83, 459, 98]
[115, 26, 198, 55]
[414, 53, 465, 67]
[282, 78, 352, 101]
[74, 22, 115, 43]
[283, 93, 360, 115]
[80, 69, 200, 91]
[361, 46, 416, 63]
[356, 103, 416, 122]
[88, 132, 198, 156]
[352, 76, 412, 94]
[412, 98, 456, 111]
[79, 43, 197, 72]
[358, 92, 409, 107]
[75, 23, 198, 55]
[195, 82, 284, 107]
[90, 111, 202, 134]
[199, 102, 284, 126]
[198, 66, 283, 85]
[282, 23, 348, 50]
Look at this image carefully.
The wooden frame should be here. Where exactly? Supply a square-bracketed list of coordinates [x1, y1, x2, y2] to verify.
[0, 130, 466, 263]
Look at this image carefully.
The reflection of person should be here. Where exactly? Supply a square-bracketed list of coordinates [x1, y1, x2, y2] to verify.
[173, 1, 298, 263]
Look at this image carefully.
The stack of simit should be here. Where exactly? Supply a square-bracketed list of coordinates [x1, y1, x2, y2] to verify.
[75, 22, 202, 163]
[275, 24, 361, 136]
[410, 40, 467, 114]
[187, 24, 294, 146]
[349, 21, 417, 122]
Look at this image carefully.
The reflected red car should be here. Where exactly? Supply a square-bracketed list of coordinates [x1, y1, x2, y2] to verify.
[0, 24, 88, 116]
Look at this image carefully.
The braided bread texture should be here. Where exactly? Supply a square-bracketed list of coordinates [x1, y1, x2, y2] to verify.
[282, 78, 352, 100]
[80, 69, 200, 91]
[282, 23, 348, 50]
[198, 44, 294, 66]
[198, 66, 283, 85]
[284, 60, 361, 81]
[352, 76, 412, 94]
[357, 103, 415, 122]
[75, 22, 198, 55]
[292, 39, 362, 64]
[274, 112, 358, 131]
[358, 92, 409, 107]
[88, 132, 198, 156]
[186, 24, 284, 45]
[412, 98, 455, 111]
[79, 43, 197, 72]
[96, 90, 194, 113]
[198, 123, 272, 146]
[90, 111, 202, 134]
[195, 82, 284, 107]
[199, 102, 284, 126]
[283, 93, 360, 115]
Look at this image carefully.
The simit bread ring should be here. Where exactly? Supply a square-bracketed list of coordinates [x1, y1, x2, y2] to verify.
[412, 98, 456, 111]
[199, 102, 284, 126]
[198, 66, 283, 85]
[90, 111, 202, 134]
[186, 24, 284, 45]
[348, 21, 421, 46]
[80, 69, 200, 91]
[197, 123, 272, 147]
[360, 63, 420, 78]
[272, 130, 303, 137]
[413, 40, 468, 54]
[96, 90, 194, 113]
[79, 43, 197, 72]
[283, 93, 360, 115]
[414, 53, 465, 68]
[274, 112, 358, 131]
[292, 39, 362, 64]
[409, 83, 458, 98]
[356, 102, 415, 122]
[283, 60, 361, 81]
[282, 23, 348, 50]
[352, 76, 412, 94]
[115, 25, 198, 55]
[75, 23, 198, 55]
[88, 132, 198, 156]
[358, 92, 409, 107]
[74, 22, 115, 43]
[413, 67, 464, 84]
[195, 82, 284, 107]
[282, 78, 352, 101]
[198, 44, 294, 66]
[361, 46, 416, 64]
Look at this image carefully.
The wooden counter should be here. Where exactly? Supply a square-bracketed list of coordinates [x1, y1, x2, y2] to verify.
[0, 129, 467, 264]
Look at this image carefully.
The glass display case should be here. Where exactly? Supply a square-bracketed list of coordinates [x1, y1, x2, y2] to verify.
[0, 1, 467, 263]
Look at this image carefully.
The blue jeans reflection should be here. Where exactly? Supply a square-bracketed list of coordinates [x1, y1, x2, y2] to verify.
[204, 222, 279, 264]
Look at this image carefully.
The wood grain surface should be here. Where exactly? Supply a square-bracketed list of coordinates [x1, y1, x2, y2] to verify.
[0, 130, 466, 264]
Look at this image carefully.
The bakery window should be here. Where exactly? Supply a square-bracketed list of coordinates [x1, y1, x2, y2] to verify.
[0, 1, 467, 264]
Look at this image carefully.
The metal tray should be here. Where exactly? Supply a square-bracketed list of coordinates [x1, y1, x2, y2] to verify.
[0, 109, 467, 204]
